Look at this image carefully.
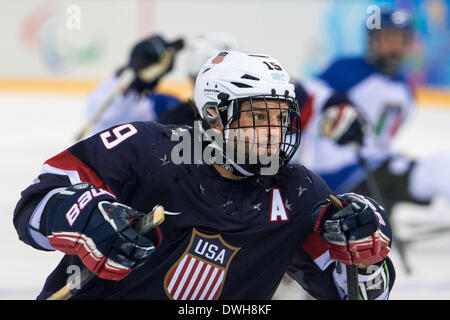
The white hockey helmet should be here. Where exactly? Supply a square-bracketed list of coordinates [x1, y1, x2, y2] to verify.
[187, 33, 239, 78]
[193, 51, 301, 176]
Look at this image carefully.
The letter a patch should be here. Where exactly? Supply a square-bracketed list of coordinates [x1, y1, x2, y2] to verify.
[269, 188, 289, 222]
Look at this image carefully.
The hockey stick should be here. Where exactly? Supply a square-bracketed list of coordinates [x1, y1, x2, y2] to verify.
[329, 194, 359, 300]
[73, 68, 135, 142]
[47, 205, 165, 300]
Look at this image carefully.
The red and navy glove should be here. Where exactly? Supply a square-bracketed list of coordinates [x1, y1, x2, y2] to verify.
[312, 193, 391, 266]
[40, 183, 160, 281]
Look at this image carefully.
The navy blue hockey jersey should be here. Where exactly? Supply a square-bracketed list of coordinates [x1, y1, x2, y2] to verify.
[13, 121, 394, 300]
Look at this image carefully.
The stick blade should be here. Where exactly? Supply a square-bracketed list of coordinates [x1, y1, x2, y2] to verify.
[329, 194, 343, 210]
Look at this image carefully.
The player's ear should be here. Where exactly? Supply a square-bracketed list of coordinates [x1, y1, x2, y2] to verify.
[202, 102, 224, 131]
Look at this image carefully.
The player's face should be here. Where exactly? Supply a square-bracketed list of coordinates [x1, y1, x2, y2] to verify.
[227, 99, 288, 159]
[372, 30, 411, 61]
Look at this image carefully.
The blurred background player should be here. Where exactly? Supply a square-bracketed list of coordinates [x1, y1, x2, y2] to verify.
[83, 34, 184, 136]
[296, 8, 450, 265]
[158, 32, 240, 126]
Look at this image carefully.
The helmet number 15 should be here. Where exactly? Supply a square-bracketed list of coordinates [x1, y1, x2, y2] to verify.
[262, 61, 282, 71]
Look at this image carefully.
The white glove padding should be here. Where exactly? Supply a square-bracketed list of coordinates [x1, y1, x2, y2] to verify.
[333, 261, 390, 300]
[138, 48, 175, 83]
[321, 104, 366, 145]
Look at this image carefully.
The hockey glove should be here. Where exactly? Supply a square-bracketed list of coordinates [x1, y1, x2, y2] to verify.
[312, 193, 391, 266]
[320, 104, 366, 146]
[40, 183, 161, 281]
[125, 35, 184, 91]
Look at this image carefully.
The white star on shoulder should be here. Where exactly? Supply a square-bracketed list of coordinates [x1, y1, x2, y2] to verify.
[284, 199, 292, 211]
[297, 185, 308, 197]
[159, 154, 171, 166]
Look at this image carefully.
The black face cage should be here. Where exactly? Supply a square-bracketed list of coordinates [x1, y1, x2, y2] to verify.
[220, 94, 302, 172]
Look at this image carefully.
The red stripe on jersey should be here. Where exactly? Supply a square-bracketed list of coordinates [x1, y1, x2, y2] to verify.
[177, 258, 200, 300]
[186, 262, 208, 300]
[166, 263, 178, 289]
[203, 269, 220, 300]
[209, 270, 224, 300]
[45, 150, 114, 195]
[197, 264, 216, 299]
[170, 256, 192, 297]
[301, 231, 329, 260]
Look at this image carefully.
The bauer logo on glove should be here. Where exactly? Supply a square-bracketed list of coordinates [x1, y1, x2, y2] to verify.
[312, 193, 391, 267]
[40, 183, 161, 281]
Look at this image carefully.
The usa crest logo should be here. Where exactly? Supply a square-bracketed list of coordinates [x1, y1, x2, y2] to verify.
[164, 228, 240, 300]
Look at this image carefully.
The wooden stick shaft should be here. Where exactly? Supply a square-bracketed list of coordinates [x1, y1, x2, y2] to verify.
[329, 195, 360, 300]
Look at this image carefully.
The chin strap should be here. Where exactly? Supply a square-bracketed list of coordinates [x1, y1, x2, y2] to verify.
[201, 134, 255, 178]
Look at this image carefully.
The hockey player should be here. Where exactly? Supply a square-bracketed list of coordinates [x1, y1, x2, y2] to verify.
[297, 8, 450, 219]
[84, 34, 184, 136]
[13, 51, 394, 300]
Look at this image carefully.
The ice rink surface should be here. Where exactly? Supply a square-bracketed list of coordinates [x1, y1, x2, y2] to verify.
[1, 91, 450, 300]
